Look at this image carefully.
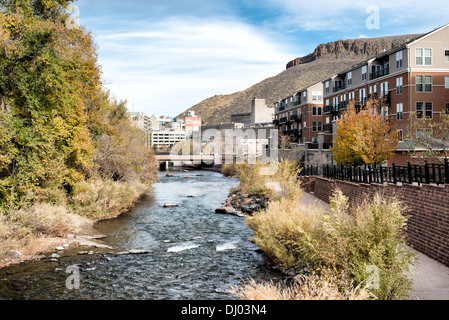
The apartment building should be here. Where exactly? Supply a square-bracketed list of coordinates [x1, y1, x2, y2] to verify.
[274, 82, 324, 147]
[322, 23, 449, 164]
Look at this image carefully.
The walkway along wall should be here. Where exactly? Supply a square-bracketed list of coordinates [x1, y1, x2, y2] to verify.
[300, 176, 449, 267]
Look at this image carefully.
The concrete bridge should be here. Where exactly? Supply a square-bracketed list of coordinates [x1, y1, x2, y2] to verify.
[155, 153, 230, 170]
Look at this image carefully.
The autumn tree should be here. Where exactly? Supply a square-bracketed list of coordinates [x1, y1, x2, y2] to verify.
[0, 0, 157, 203]
[331, 97, 399, 166]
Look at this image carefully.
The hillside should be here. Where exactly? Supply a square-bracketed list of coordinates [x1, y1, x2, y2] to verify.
[179, 34, 422, 125]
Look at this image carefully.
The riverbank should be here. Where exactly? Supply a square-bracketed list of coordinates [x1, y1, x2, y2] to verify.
[0, 180, 151, 270]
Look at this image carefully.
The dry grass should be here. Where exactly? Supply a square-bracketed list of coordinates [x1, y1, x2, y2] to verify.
[233, 271, 375, 300]
[70, 179, 149, 219]
[246, 188, 416, 300]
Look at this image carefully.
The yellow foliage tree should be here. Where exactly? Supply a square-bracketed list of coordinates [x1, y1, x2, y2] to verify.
[331, 97, 399, 166]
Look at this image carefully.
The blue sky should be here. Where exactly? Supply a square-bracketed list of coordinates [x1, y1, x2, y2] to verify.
[74, 0, 449, 116]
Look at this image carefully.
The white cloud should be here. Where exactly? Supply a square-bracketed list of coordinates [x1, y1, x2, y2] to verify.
[95, 17, 294, 115]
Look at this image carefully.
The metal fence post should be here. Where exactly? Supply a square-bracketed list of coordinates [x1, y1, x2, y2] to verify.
[445, 158, 449, 184]
[425, 162, 430, 184]
[393, 163, 397, 185]
[408, 162, 413, 184]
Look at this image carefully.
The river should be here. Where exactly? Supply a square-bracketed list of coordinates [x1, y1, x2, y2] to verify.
[0, 170, 284, 300]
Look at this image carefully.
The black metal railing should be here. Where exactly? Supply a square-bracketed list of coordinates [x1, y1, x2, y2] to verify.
[322, 142, 333, 150]
[279, 117, 287, 124]
[324, 124, 333, 133]
[370, 65, 390, 80]
[333, 83, 346, 93]
[300, 161, 449, 186]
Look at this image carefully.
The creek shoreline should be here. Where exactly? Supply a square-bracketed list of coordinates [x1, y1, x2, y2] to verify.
[0, 188, 152, 270]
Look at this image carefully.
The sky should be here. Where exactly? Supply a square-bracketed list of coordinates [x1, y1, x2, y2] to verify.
[74, 0, 449, 117]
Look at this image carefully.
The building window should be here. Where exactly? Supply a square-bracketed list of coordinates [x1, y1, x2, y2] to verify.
[416, 102, 424, 119]
[325, 81, 330, 94]
[312, 92, 318, 101]
[396, 51, 403, 68]
[416, 48, 423, 65]
[445, 103, 449, 114]
[445, 50, 449, 62]
[318, 107, 322, 116]
[398, 130, 403, 142]
[312, 122, 317, 132]
[396, 77, 403, 94]
[318, 122, 322, 131]
[381, 81, 389, 95]
[425, 102, 433, 118]
[425, 75, 432, 92]
[313, 106, 317, 116]
[396, 103, 403, 121]
[348, 72, 353, 86]
[445, 77, 449, 89]
[416, 75, 423, 92]
[425, 48, 432, 65]
[362, 66, 367, 81]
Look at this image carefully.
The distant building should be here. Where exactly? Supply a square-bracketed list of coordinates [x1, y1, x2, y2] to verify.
[231, 98, 274, 128]
[150, 130, 187, 148]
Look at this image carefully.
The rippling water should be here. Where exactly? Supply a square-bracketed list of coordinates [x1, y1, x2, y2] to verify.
[0, 170, 284, 300]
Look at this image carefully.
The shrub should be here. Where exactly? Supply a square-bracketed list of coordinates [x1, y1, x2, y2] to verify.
[221, 164, 235, 177]
[70, 179, 148, 219]
[247, 189, 416, 300]
[234, 160, 301, 199]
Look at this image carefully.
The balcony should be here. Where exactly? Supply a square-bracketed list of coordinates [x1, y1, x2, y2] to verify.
[338, 100, 348, 110]
[296, 115, 303, 123]
[324, 124, 333, 133]
[333, 83, 346, 93]
[324, 104, 339, 115]
[370, 65, 390, 80]
[307, 143, 319, 150]
[279, 117, 287, 124]
[279, 103, 286, 111]
[273, 119, 280, 126]
[290, 114, 298, 122]
[323, 142, 333, 150]
[294, 99, 302, 106]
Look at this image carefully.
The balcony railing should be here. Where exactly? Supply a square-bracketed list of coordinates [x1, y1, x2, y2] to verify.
[294, 99, 302, 106]
[307, 143, 319, 150]
[324, 124, 333, 133]
[324, 105, 339, 115]
[370, 65, 390, 80]
[333, 83, 346, 93]
[323, 142, 333, 150]
[279, 117, 287, 124]
[273, 119, 280, 126]
[338, 100, 348, 110]
[290, 114, 298, 121]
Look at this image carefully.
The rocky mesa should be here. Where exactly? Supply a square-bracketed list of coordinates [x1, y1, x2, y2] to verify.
[180, 34, 422, 126]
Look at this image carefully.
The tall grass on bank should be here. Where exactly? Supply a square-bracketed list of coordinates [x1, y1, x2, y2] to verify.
[70, 179, 149, 219]
[246, 189, 416, 300]
[233, 270, 375, 300]
[232, 160, 302, 199]
[0, 179, 149, 258]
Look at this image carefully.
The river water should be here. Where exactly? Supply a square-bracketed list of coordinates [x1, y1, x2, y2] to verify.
[0, 170, 284, 300]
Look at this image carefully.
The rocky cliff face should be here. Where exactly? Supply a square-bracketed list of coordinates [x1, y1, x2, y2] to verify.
[182, 34, 423, 125]
[286, 35, 421, 69]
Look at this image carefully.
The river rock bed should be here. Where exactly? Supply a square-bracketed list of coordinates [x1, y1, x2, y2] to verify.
[216, 190, 269, 217]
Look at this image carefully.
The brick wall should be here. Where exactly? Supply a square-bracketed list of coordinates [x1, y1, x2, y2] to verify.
[301, 176, 449, 267]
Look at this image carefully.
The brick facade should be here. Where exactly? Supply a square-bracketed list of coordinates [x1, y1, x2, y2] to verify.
[301, 176, 449, 267]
